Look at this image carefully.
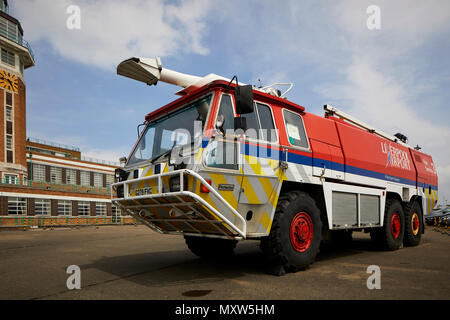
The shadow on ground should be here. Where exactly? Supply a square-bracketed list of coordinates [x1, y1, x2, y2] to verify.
[79, 235, 381, 288]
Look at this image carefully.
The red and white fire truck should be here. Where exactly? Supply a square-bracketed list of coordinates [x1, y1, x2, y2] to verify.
[112, 57, 438, 273]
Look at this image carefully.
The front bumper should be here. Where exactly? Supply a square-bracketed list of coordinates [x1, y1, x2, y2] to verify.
[111, 169, 246, 239]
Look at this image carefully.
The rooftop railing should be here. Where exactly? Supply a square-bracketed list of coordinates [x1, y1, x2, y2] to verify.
[27, 137, 81, 152]
[0, 15, 35, 61]
[27, 137, 120, 167]
[81, 156, 120, 167]
[20, 39, 34, 61]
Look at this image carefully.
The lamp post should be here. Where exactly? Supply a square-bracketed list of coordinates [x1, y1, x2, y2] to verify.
[29, 153, 32, 186]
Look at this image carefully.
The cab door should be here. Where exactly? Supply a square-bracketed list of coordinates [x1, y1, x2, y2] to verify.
[237, 102, 284, 236]
[200, 93, 244, 212]
[239, 102, 282, 207]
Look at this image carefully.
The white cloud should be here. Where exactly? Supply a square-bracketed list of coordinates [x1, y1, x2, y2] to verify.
[14, 0, 211, 70]
[336, 0, 450, 54]
[316, 0, 450, 204]
[318, 58, 450, 202]
[16, 0, 450, 204]
[216, 1, 450, 204]
[318, 58, 450, 154]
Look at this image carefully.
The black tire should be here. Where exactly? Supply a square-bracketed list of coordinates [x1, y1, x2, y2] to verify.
[370, 199, 405, 251]
[260, 191, 322, 272]
[184, 235, 237, 258]
[403, 201, 423, 247]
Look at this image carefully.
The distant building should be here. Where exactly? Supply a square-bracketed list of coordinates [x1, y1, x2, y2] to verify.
[0, 0, 132, 227]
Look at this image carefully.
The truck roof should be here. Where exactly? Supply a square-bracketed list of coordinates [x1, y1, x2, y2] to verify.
[145, 80, 305, 122]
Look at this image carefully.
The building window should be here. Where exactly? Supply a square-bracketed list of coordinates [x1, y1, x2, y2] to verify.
[32, 163, 46, 182]
[50, 167, 62, 184]
[57, 200, 72, 216]
[96, 203, 106, 216]
[8, 197, 26, 215]
[78, 201, 90, 216]
[106, 174, 114, 188]
[6, 91, 12, 105]
[93, 173, 103, 187]
[112, 205, 120, 216]
[80, 171, 90, 186]
[1, 48, 15, 66]
[35, 199, 51, 216]
[5, 106, 11, 120]
[4, 174, 17, 184]
[65, 169, 76, 185]
[6, 134, 12, 150]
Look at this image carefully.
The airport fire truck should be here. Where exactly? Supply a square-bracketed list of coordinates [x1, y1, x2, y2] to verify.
[112, 57, 438, 273]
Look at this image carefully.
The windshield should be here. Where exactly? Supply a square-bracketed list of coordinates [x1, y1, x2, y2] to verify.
[127, 94, 213, 166]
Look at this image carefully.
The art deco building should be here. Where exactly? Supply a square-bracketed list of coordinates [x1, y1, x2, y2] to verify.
[0, 0, 132, 228]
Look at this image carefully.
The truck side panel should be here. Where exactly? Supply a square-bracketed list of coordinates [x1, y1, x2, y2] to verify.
[303, 113, 345, 180]
[334, 120, 416, 189]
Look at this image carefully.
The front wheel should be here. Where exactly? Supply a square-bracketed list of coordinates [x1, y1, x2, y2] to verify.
[260, 191, 322, 273]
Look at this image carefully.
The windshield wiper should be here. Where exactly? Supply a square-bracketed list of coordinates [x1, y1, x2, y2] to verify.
[149, 149, 173, 165]
[149, 140, 200, 165]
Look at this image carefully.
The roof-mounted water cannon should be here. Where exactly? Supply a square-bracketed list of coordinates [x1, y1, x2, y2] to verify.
[117, 57, 236, 96]
[117, 57, 203, 88]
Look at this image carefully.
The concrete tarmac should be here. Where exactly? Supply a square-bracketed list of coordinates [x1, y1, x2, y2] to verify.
[0, 225, 449, 300]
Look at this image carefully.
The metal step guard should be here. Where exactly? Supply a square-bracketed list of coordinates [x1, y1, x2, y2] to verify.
[111, 169, 247, 239]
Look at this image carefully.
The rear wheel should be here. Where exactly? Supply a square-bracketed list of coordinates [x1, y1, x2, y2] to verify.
[403, 201, 423, 247]
[260, 191, 322, 273]
[184, 235, 237, 258]
[371, 199, 405, 250]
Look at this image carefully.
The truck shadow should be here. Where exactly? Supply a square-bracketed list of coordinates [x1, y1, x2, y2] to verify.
[80, 236, 379, 288]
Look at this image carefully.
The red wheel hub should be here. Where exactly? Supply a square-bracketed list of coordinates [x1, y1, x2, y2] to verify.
[290, 212, 313, 252]
[411, 213, 420, 236]
[391, 213, 401, 239]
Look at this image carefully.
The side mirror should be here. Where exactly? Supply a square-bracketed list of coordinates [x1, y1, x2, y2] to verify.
[216, 114, 225, 130]
[235, 85, 254, 114]
[234, 117, 247, 131]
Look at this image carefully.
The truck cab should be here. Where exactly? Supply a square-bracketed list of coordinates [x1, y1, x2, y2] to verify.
[113, 78, 308, 240]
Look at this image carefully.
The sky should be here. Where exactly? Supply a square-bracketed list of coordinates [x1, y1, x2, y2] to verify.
[11, 0, 450, 204]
